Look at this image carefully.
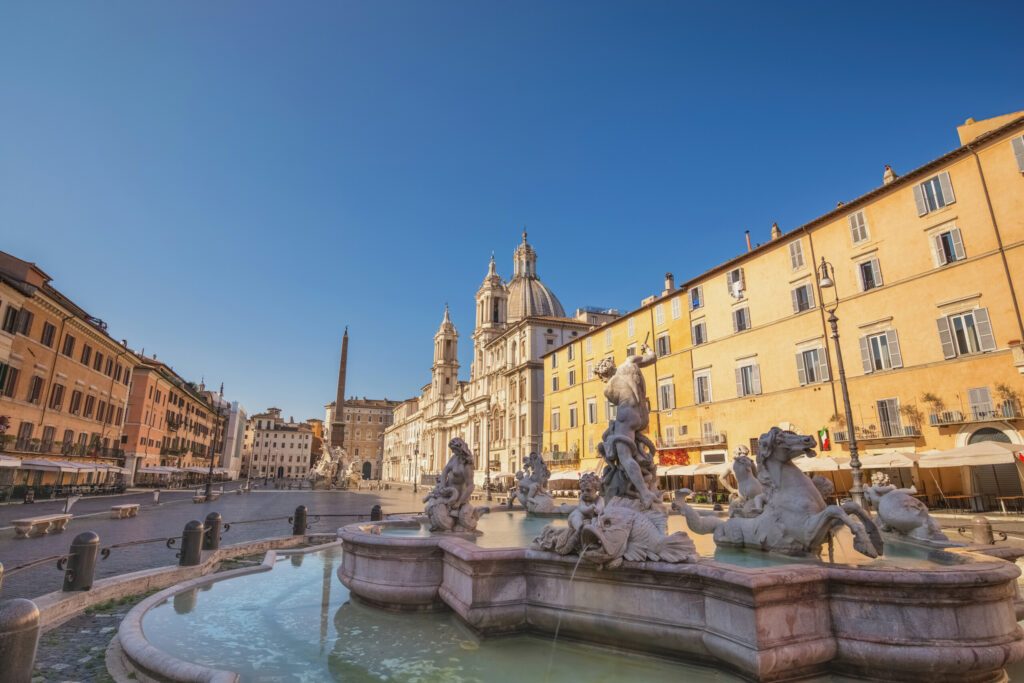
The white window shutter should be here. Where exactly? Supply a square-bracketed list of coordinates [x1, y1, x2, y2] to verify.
[752, 364, 762, 395]
[885, 329, 903, 368]
[795, 353, 807, 385]
[735, 368, 744, 397]
[817, 351, 830, 381]
[791, 288, 800, 314]
[951, 228, 966, 261]
[858, 336, 873, 373]
[913, 184, 928, 216]
[871, 258, 883, 286]
[936, 317, 956, 359]
[1013, 137, 1024, 172]
[805, 284, 814, 308]
[694, 376, 701, 402]
[932, 234, 947, 266]
[938, 172, 955, 205]
[974, 307, 996, 351]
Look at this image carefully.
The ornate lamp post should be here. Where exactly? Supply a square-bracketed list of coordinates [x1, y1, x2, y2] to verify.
[412, 447, 419, 494]
[817, 257, 864, 507]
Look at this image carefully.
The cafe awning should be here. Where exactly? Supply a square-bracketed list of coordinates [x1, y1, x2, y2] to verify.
[791, 455, 849, 472]
[856, 451, 921, 469]
[19, 459, 78, 473]
[918, 441, 1022, 469]
[0, 455, 20, 468]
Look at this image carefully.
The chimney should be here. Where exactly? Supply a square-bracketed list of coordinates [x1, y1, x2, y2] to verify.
[883, 164, 898, 185]
[744, 231, 752, 252]
[770, 222, 782, 240]
[663, 272, 674, 293]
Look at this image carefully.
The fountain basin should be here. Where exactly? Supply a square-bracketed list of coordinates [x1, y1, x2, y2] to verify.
[339, 520, 1024, 682]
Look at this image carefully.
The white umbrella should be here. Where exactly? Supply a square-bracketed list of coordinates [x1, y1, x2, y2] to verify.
[918, 441, 1022, 469]
[856, 451, 921, 469]
[791, 455, 849, 472]
[663, 464, 702, 476]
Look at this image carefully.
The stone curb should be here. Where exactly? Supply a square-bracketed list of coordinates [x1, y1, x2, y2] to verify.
[110, 539, 343, 683]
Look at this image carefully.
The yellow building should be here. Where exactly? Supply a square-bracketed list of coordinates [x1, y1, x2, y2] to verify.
[544, 110, 1024, 509]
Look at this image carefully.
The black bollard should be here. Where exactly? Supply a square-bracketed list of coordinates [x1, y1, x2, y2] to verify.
[178, 521, 204, 566]
[370, 505, 383, 522]
[61, 531, 100, 592]
[203, 512, 223, 551]
[292, 505, 307, 536]
[0, 598, 40, 683]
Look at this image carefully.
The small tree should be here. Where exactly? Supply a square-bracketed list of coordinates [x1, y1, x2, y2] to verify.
[921, 392, 945, 414]
[899, 404, 924, 430]
[995, 383, 1021, 410]
[829, 413, 846, 429]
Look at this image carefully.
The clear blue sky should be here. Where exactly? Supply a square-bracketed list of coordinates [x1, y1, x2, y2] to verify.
[1, 2, 1021, 421]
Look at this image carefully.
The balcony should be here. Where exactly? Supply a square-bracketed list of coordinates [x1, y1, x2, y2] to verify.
[0, 436, 125, 461]
[834, 424, 921, 443]
[548, 450, 580, 466]
[672, 431, 727, 449]
[929, 401, 1022, 426]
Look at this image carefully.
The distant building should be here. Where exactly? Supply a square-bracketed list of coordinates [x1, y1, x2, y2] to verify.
[242, 407, 313, 480]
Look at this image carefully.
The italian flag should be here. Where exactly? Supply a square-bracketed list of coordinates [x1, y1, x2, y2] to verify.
[818, 427, 831, 451]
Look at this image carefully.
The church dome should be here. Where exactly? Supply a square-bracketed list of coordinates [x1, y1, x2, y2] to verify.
[506, 231, 566, 322]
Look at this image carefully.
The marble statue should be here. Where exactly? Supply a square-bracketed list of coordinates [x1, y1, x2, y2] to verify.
[864, 472, 951, 545]
[728, 447, 766, 518]
[509, 452, 565, 513]
[423, 437, 487, 532]
[674, 427, 884, 558]
[595, 345, 660, 508]
[308, 445, 346, 486]
[533, 346, 696, 567]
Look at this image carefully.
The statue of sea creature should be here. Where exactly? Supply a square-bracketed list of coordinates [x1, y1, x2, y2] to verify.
[534, 472, 605, 554]
[864, 472, 949, 544]
[423, 438, 487, 532]
[578, 502, 697, 570]
[509, 452, 564, 513]
[728, 449, 765, 518]
[674, 427, 884, 558]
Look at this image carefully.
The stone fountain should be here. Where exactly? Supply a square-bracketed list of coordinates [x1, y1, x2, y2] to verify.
[337, 343, 1024, 681]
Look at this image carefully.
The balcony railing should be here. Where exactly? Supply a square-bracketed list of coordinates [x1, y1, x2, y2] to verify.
[0, 436, 125, 460]
[834, 425, 921, 443]
[548, 451, 580, 465]
[673, 431, 727, 449]
[929, 401, 1022, 426]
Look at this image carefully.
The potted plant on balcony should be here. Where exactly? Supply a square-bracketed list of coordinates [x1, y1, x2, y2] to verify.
[922, 393, 946, 426]
[898, 404, 924, 435]
[995, 383, 1022, 418]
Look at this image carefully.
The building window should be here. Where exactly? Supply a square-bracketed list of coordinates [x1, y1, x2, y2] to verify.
[61, 334, 76, 357]
[2, 366, 19, 397]
[551, 409, 560, 431]
[587, 399, 597, 424]
[41, 322, 56, 347]
[692, 321, 707, 346]
[857, 258, 883, 291]
[656, 333, 671, 357]
[735, 362, 761, 397]
[568, 369, 576, 386]
[16, 309, 33, 336]
[84, 395, 95, 418]
[604, 329, 613, 349]
[690, 286, 703, 310]
[1, 307, 17, 334]
[655, 304, 665, 325]
[26, 375, 44, 404]
[849, 211, 869, 244]
[796, 347, 829, 385]
[694, 371, 712, 404]
[914, 171, 955, 215]
[876, 398, 903, 437]
[551, 352, 558, 369]
[931, 227, 965, 266]
[789, 241, 805, 270]
[937, 308, 996, 358]
[69, 389, 82, 415]
[585, 338, 592, 355]
[606, 401, 617, 420]
[860, 330, 903, 373]
[732, 307, 750, 333]
[49, 383, 65, 410]
[567, 345, 575, 361]
[585, 361, 594, 380]
[791, 283, 815, 313]
[93, 351, 103, 372]
[551, 376, 559, 392]
[81, 344, 92, 366]
[726, 268, 745, 299]
[625, 344, 636, 357]
[968, 387, 995, 420]
[627, 318, 635, 338]
[568, 405, 578, 428]
[658, 379, 675, 410]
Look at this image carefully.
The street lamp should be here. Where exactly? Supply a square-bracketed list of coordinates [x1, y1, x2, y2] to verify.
[817, 257, 864, 507]
[412, 447, 419, 494]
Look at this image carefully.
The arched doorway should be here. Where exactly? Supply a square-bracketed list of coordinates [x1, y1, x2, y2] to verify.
[968, 426, 1022, 499]
[362, 461, 372, 480]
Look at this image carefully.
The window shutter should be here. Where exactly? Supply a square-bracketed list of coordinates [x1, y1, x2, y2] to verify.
[938, 172, 955, 205]
[732, 310, 739, 332]
[936, 317, 956, 359]
[913, 184, 928, 216]
[932, 233, 947, 266]
[694, 376, 702, 402]
[791, 288, 800, 314]
[871, 258, 883, 286]
[974, 307, 996, 351]
[885, 329, 903, 368]
[950, 228, 965, 261]
[1013, 137, 1024, 172]
[751, 364, 762, 395]
[817, 351, 830, 381]
[805, 285, 814, 308]
[795, 352, 807, 385]
[858, 336, 873, 373]
[735, 368, 744, 397]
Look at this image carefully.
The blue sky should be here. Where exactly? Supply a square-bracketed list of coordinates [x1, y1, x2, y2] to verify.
[1, 2, 1021, 421]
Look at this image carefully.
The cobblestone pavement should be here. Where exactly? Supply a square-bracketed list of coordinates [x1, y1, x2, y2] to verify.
[0, 487, 423, 600]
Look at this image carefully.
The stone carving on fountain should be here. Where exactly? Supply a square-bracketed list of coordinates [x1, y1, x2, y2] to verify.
[865, 471, 957, 547]
[423, 437, 487, 532]
[534, 345, 697, 567]
[509, 452, 569, 513]
[308, 445, 347, 486]
[675, 427, 885, 558]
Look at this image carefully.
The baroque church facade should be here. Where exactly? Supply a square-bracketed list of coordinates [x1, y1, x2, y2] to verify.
[383, 233, 614, 484]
